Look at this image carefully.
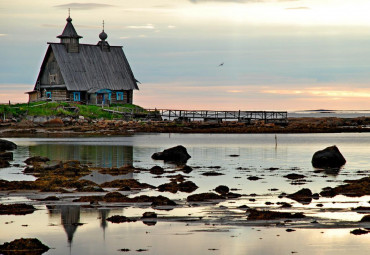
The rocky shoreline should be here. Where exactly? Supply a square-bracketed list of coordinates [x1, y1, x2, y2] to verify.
[1, 116, 370, 137]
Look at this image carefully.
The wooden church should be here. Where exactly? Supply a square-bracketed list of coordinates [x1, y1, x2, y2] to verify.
[27, 15, 139, 105]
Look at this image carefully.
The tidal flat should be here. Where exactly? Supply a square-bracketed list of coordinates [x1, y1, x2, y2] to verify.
[1, 133, 370, 255]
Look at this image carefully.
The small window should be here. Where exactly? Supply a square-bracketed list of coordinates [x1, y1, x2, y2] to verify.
[73, 92, 80, 102]
[49, 74, 57, 84]
[46, 92, 52, 99]
[116, 92, 124, 101]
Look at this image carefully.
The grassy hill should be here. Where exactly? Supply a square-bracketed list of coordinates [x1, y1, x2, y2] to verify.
[0, 102, 147, 120]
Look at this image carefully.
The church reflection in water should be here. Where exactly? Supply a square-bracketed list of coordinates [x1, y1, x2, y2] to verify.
[47, 206, 112, 246]
[29, 144, 134, 168]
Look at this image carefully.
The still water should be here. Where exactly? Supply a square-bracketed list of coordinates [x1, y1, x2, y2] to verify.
[1, 133, 370, 254]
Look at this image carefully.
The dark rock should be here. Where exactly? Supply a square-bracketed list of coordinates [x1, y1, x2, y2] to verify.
[330, 176, 370, 197]
[38, 196, 60, 201]
[351, 206, 370, 211]
[320, 187, 337, 198]
[142, 212, 157, 218]
[0, 238, 49, 255]
[104, 192, 127, 202]
[0, 139, 17, 151]
[287, 188, 313, 204]
[158, 182, 179, 193]
[286, 229, 296, 232]
[247, 176, 262, 181]
[277, 202, 292, 208]
[0, 159, 10, 168]
[215, 185, 230, 195]
[312, 145, 346, 168]
[225, 192, 242, 199]
[101, 179, 155, 190]
[157, 181, 197, 193]
[312, 193, 320, 199]
[179, 181, 198, 193]
[151, 145, 191, 163]
[73, 196, 104, 203]
[181, 165, 193, 174]
[202, 171, 224, 176]
[119, 186, 131, 191]
[0, 152, 13, 160]
[24, 156, 50, 165]
[149, 195, 177, 206]
[247, 209, 305, 220]
[360, 215, 370, 222]
[119, 248, 131, 252]
[187, 192, 224, 202]
[350, 228, 369, 235]
[0, 203, 36, 215]
[76, 186, 105, 192]
[237, 205, 250, 209]
[107, 215, 135, 223]
[150, 166, 165, 175]
[284, 173, 306, 180]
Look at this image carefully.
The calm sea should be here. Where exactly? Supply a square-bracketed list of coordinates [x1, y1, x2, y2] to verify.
[1, 134, 369, 255]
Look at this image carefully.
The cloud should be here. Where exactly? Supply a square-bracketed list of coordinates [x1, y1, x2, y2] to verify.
[286, 7, 310, 10]
[189, 0, 299, 3]
[126, 24, 155, 29]
[54, 3, 113, 10]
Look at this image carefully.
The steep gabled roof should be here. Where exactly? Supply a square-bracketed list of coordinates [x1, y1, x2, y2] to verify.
[34, 43, 139, 91]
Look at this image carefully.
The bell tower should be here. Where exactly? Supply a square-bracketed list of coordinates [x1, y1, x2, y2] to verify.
[57, 10, 83, 53]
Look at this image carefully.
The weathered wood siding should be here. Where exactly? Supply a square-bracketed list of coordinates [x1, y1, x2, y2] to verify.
[41, 89, 67, 101]
[39, 51, 65, 86]
[28, 91, 41, 102]
[110, 90, 133, 104]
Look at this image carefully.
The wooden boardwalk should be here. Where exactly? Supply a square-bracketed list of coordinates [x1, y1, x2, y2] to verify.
[146, 109, 288, 124]
[103, 107, 288, 124]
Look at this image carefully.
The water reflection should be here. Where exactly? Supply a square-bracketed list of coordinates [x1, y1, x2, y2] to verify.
[29, 144, 133, 168]
[81, 171, 134, 185]
[99, 209, 109, 240]
[47, 205, 81, 244]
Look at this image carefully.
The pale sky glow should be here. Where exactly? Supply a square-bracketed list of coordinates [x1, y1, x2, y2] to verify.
[1, 0, 370, 110]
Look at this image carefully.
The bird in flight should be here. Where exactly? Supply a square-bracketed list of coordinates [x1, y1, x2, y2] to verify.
[218, 62, 224, 66]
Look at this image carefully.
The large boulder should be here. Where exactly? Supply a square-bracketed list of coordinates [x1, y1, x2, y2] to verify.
[0, 139, 17, 151]
[0, 152, 13, 160]
[151, 145, 191, 163]
[0, 238, 49, 255]
[312, 145, 346, 168]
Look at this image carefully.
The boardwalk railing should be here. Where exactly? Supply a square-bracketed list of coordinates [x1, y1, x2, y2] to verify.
[145, 109, 288, 124]
[102, 107, 287, 123]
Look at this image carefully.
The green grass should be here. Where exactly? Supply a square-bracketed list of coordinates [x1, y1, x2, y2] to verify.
[0, 102, 145, 120]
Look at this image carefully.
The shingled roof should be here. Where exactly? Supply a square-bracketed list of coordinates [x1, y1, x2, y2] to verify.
[35, 43, 139, 91]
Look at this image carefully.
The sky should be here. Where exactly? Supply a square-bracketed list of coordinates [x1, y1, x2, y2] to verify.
[1, 0, 370, 110]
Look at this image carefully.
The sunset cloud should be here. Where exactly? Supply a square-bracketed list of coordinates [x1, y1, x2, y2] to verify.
[126, 24, 155, 29]
[286, 7, 310, 10]
[54, 3, 114, 10]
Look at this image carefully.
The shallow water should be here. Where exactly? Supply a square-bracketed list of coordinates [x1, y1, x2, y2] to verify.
[1, 133, 370, 254]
